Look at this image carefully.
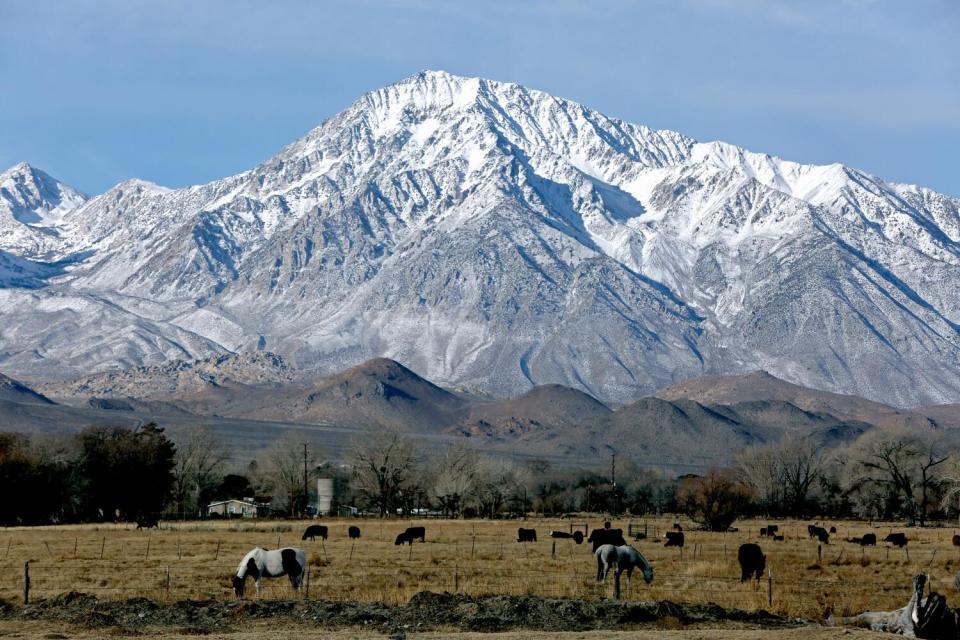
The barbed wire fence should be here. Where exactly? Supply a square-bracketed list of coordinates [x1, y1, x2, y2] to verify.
[0, 524, 937, 615]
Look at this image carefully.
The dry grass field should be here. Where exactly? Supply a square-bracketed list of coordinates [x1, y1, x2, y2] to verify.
[0, 515, 956, 626]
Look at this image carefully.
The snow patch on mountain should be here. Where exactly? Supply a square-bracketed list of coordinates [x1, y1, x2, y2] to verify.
[1, 70, 959, 406]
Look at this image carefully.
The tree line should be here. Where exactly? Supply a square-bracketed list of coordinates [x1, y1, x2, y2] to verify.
[2, 422, 960, 527]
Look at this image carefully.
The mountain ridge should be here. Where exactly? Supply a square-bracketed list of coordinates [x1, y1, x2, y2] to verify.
[10, 358, 949, 468]
[1, 70, 959, 406]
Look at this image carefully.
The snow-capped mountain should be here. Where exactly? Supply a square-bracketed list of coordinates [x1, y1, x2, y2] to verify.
[2, 70, 959, 406]
[0, 162, 88, 259]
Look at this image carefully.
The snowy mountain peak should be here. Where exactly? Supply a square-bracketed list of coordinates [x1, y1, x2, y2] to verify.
[0, 162, 87, 224]
[0, 72, 959, 409]
[0, 162, 88, 259]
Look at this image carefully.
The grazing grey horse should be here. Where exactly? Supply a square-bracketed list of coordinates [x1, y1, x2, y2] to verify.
[595, 544, 654, 599]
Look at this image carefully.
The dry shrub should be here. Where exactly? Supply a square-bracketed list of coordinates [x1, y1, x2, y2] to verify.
[677, 469, 751, 532]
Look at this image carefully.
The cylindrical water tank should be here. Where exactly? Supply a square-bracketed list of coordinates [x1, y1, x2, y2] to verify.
[316, 478, 334, 516]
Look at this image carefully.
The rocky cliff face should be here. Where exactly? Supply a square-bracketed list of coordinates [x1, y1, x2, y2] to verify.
[1, 70, 959, 406]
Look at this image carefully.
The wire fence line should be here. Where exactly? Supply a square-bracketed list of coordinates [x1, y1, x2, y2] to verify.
[0, 519, 949, 615]
[1, 554, 921, 608]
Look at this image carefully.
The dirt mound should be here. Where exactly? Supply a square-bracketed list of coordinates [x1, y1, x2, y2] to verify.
[399, 592, 796, 632]
[8, 591, 802, 634]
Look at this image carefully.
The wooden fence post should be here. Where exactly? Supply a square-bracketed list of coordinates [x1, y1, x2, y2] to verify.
[166, 566, 171, 599]
[44, 541, 53, 560]
[305, 567, 311, 599]
[214, 540, 220, 561]
[817, 544, 822, 564]
[100, 537, 105, 560]
[552, 541, 556, 558]
[145, 537, 151, 560]
[768, 571, 773, 607]
[454, 564, 459, 592]
[23, 561, 30, 606]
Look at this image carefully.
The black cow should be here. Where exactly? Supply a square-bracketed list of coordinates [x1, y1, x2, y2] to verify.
[884, 532, 908, 548]
[517, 527, 537, 543]
[348, 525, 361, 539]
[587, 528, 626, 552]
[808, 525, 829, 542]
[664, 531, 684, 548]
[763, 525, 779, 537]
[550, 531, 585, 544]
[394, 526, 426, 546]
[738, 543, 766, 582]
[773, 534, 784, 541]
[952, 534, 960, 547]
[302, 524, 328, 541]
[760, 527, 768, 537]
[673, 523, 683, 532]
[829, 526, 837, 534]
[847, 533, 877, 546]
[136, 515, 158, 530]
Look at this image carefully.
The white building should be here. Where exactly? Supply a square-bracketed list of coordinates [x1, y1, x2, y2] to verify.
[207, 499, 258, 518]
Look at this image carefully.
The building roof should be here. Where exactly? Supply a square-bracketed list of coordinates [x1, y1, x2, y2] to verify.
[207, 499, 257, 508]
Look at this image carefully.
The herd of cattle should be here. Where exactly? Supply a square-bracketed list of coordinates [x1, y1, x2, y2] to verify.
[230, 520, 934, 598]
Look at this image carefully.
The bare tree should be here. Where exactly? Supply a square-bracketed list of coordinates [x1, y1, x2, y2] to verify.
[736, 436, 824, 516]
[261, 433, 317, 517]
[171, 426, 228, 517]
[735, 443, 783, 514]
[470, 457, 522, 518]
[847, 427, 948, 527]
[347, 429, 417, 517]
[939, 456, 960, 523]
[778, 436, 825, 513]
[431, 444, 479, 517]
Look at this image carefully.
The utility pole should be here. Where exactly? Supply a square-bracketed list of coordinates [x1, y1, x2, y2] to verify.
[303, 443, 308, 517]
[611, 451, 617, 516]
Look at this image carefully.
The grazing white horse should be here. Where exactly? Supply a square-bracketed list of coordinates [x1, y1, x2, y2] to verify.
[595, 544, 654, 599]
[233, 547, 306, 597]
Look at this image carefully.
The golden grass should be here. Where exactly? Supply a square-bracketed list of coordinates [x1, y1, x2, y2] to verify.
[0, 516, 955, 622]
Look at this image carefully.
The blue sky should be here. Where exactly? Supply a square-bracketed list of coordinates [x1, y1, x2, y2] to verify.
[1, 0, 957, 196]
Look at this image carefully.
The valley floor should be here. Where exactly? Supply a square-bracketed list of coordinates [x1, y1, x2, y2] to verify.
[0, 516, 944, 637]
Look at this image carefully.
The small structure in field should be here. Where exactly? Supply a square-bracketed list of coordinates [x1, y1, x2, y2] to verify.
[207, 499, 258, 518]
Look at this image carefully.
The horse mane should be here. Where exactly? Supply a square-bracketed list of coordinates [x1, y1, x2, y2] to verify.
[631, 546, 652, 570]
